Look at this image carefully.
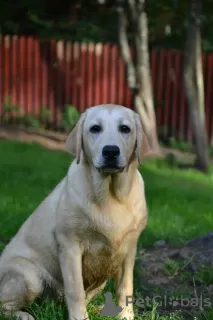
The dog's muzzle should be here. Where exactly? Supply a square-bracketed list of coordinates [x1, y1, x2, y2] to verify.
[95, 145, 124, 174]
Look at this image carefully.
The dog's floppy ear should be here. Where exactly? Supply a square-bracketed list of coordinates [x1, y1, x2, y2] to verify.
[66, 112, 86, 164]
[134, 113, 151, 165]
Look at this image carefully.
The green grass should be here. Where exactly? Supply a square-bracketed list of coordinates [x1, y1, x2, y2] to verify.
[0, 140, 213, 319]
[140, 158, 213, 246]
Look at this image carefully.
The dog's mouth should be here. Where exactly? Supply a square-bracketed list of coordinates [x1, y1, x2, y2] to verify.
[96, 165, 125, 174]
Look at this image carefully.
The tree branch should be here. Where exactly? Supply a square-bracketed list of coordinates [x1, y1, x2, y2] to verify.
[127, 0, 138, 23]
[117, 5, 136, 89]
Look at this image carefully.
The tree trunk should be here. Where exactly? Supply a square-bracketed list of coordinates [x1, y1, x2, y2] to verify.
[135, 8, 161, 153]
[183, 0, 209, 173]
[117, 0, 162, 155]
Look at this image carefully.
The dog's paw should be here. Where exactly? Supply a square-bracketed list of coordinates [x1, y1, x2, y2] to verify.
[69, 312, 89, 320]
[16, 311, 35, 320]
[118, 308, 134, 320]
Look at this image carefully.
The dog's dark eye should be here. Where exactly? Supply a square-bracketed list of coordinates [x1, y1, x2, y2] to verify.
[90, 125, 102, 133]
[119, 125, 131, 134]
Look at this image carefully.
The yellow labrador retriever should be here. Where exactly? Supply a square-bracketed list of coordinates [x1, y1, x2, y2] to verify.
[0, 104, 149, 320]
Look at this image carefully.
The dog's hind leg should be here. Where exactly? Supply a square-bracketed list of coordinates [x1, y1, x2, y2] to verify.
[0, 268, 43, 320]
[5, 311, 35, 320]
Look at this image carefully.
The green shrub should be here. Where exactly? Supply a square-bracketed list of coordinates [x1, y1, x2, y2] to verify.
[39, 106, 52, 124]
[61, 105, 80, 132]
[20, 115, 41, 128]
[1, 96, 20, 122]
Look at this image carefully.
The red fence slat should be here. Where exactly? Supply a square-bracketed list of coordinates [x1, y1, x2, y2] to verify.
[64, 41, 71, 106]
[164, 50, 172, 138]
[117, 49, 124, 105]
[102, 43, 110, 105]
[95, 44, 102, 106]
[0, 36, 2, 120]
[79, 43, 86, 112]
[72, 42, 79, 110]
[172, 51, 181, 138]
[27, 37, 33, 117]
[34, 39, 40, 117]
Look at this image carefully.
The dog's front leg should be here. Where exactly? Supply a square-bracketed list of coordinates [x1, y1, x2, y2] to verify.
[114, 245, 137, 320]
[58, 235, 88, 320]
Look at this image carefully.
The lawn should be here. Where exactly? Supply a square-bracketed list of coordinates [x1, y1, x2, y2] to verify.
[0, 140, 213, 320]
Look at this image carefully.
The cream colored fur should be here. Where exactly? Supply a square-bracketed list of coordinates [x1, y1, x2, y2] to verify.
[0, 104, 149, 320]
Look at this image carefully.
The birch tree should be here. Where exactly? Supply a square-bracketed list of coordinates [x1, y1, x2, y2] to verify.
[116, 0, 162, 154]
[183, 0, 209, 173]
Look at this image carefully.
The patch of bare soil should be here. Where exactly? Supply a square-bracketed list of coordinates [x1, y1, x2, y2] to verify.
[0, 125, 67, 152]
[136, 234, 213, 318]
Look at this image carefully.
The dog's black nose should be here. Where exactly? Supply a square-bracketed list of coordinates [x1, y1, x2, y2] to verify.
[102, 145, 120, 160]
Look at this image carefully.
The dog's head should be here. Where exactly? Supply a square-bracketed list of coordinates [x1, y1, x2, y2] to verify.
[66, 104, 150, 174]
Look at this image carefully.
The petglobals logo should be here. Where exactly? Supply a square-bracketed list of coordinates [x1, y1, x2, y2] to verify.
[100, 292, 212, 318]
[125, 295, 212, 309]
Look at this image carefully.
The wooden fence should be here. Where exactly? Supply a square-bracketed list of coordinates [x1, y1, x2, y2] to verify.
[0, 35, 213, 144]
